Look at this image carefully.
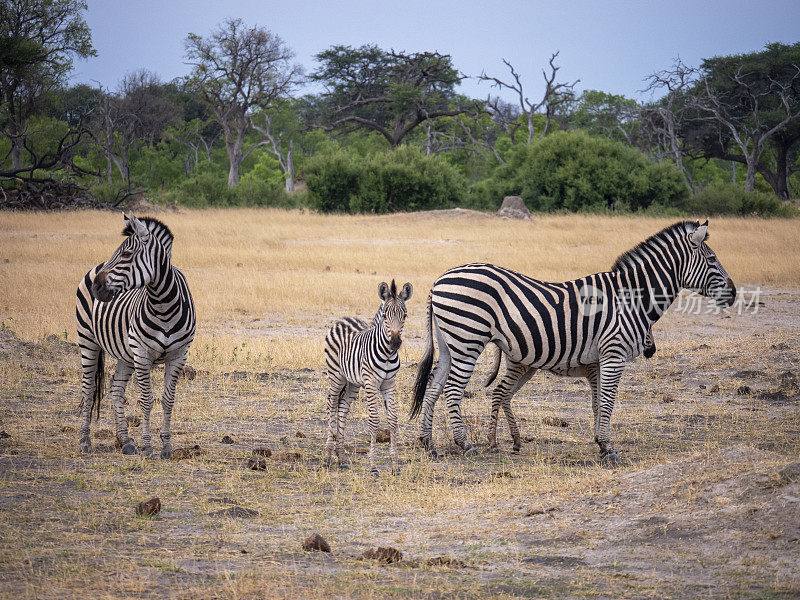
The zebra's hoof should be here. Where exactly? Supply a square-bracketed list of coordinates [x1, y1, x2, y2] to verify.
[487, 444, 500, 454]
[369, 468, 380, 478]
[600, 449, 620, 466]
[79, 440, 92, 454]
[512, 445, 522, 453]
[121, 442, 138, 455]
[464, 445, 478, 457]
[160, 447, 172, 460]
[141, 445, 153, 458]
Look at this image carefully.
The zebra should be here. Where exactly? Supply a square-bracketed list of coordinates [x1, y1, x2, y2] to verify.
[75, 213, 196, 458]
[323, 280, 413, 476]
[411, 220, 735, 463]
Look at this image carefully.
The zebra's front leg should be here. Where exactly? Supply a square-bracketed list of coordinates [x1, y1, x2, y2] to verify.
[365, 378, 381, 477]
[159, 352, 187, 459]
[595, 356, 624, 465]
[381, 377, 400, 475]
[110, 361, 135, 453]
[134, 358, 155, 457]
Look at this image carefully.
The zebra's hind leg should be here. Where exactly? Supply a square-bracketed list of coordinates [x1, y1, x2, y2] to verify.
[134, 357, 155, 457]
[419, 357, 449, 460]
[334, 384, 358, 469]
[77, 340, 102, 454]
[443, 355, 481, 456]
[159, 351, 187, 459]
[488, 362, 535, 452]
[381, 377, 400, 475]
[110, 361, 135, 453]
[324, 376, 346, 467]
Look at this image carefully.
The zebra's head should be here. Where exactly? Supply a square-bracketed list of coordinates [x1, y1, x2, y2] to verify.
[680, 220, 736, 307]
[91, 213, 164, 302]
[378, 280, 413, 351]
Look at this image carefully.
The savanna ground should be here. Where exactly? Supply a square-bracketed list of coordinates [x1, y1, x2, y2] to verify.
[1, 209, 799, 599]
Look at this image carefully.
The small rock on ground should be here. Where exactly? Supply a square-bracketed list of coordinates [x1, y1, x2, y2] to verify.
[302, 533, 331, 552]
[135, 497, 161, 517]
[247, 457, 268, 471]
[542, 416, 569, 427]
[252, 447, 272, 457]
[221, 435, 234, 444]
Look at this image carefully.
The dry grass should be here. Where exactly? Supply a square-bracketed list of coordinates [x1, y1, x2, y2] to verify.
[1, 208, 799, 598]
[1, 209, 799, 369]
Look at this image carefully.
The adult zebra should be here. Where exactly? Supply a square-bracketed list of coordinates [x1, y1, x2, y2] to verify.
[411, 220, 735, 463]
[75, 214, 195, 458]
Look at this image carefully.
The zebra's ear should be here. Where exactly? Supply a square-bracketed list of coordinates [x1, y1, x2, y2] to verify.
[690, 221, 708, 246]
[398, 282, 413, 302]
[378, 281, 390, 301]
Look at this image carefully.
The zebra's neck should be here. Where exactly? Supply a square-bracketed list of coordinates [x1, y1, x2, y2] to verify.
[368, 309, 394, 358]
[144, 251, 181, 318]
[612, 236, 683, 330]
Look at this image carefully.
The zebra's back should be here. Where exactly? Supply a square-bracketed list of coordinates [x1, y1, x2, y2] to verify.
[432, 263, 617, 371]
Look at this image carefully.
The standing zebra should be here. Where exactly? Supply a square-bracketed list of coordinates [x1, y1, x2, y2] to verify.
[75, 214, 195, 458]
[323, 280, 413, 476]
[411, 220, 735, 463]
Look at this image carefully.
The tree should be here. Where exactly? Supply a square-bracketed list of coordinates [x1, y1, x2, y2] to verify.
[89, 70, 180, 183]
[185, 19, 302, 186]
[479, 52, 578, 144]
[0, 0, 94, 171]
[650, 44, 800, 197]
[250, 100, 300, 192]
[310, 44, 478, 148]
[567, 90, 642, 145]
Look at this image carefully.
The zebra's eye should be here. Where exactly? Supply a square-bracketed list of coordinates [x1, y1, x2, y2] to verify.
[120, 250, 133, 259]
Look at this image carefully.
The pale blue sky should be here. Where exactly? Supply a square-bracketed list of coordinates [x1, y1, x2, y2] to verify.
[71, 0, 798, 102]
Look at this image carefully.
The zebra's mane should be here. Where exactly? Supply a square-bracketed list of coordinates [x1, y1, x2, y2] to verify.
[122, 217, 174, 253]
[611, 221, 696, 272]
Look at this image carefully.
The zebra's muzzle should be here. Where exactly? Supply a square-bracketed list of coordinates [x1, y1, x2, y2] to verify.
[390, 335, 402, 351]
[91, 273, 118, 302]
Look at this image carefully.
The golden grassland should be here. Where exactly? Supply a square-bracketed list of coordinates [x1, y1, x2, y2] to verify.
[0, 208, 799, 369]
[0, 208, 799, 598]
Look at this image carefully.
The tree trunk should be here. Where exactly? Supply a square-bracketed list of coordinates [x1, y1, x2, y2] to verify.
[744, 160, 757, 192]
[284, 140, 294, 193]
[226, 133, 243, 187]
[10, 138, 22, 170]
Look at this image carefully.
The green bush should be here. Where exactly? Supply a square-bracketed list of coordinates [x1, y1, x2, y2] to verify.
[164, 169, 291, 208]
[687, 183, 798, 217]
[305, 147, 466, 213]
[467, 130, 690, 212]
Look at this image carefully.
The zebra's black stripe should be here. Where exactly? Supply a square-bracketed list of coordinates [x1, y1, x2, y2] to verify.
[411, 220, 735, 462]
[75, 214, 196, 459]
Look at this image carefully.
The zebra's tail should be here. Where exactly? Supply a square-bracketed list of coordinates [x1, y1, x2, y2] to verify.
[482, 343, 502, 389]
[91, 350, 105, 421]
[410, 293, 435, 419]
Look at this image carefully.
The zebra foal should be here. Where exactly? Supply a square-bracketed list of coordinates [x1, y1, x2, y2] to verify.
[411, 220, 735, 463]
[75, 214, 195, 458]
[323, 280, 413, 476]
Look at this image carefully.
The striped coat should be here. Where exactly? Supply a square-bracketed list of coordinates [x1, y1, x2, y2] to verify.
[76, 214, 195, 458]
[411, 221, 735, 462]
